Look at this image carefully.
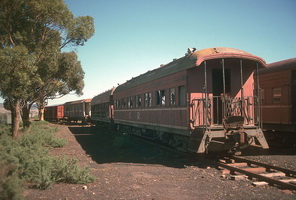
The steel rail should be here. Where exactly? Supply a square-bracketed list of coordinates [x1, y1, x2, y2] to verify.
[219, 156, 296, 190]
[219, 163, 296, 190]
[232, 156, 296, 176]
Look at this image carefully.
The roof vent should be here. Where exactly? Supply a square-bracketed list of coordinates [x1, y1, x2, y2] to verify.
[186, 47, 196, 56]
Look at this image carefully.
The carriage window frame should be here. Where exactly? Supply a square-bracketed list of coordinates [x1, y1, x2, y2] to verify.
[169, 88, 176, 106]
[178, 85, 186, 106]
[121, 98, 126, 108]
[144, 92, 152, 107]
[156, 89, 166, 106]
[136, 94, 142, 108]
[272, 87, 282, 104]
[127, 96, 133, 108]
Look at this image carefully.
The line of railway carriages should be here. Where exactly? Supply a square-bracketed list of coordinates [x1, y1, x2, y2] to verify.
[44, 47, 296, 153]
[44, 99, 91, 123]
[91, 47, 269, 153]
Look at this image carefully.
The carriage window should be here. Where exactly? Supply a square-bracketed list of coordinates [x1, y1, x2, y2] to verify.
[272, 87, 282, 104]
[145, 92, 152, 107]
[156, 90, 165, 106]
[179, 86, 186, 106]
[136, 95, 142, 108]
[128, 96, 133, 108]
[121, 98, 124, 108]
[117, 99, 121, 108]
[170, 88, 176, 106]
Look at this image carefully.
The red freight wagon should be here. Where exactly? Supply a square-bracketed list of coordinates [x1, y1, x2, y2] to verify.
[112, 47, 269, 153]
[258, 58, 296, 142]
[44, 105, 64, 121]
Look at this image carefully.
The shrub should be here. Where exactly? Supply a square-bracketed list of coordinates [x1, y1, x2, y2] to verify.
[0, 160, 24, 200]
[52, 157, 94, 186]
[24, 156, 94, 190]
[0, 122, 94, 194]
[0, 123, 11, 136]
[19, 122, 67, 148]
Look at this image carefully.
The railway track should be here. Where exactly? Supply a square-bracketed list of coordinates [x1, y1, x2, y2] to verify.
[92, 125, 296, 192]
[122, 130, 296, 191]
[219, 156, 296, 191]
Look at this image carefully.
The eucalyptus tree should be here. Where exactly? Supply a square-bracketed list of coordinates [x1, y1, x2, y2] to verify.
[0, 46, 37, 138]
[36, 51, 85, 121]
[0, 0, 94, 135]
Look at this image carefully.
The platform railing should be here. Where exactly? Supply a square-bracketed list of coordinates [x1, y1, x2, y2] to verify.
[191, 96, 259, 127]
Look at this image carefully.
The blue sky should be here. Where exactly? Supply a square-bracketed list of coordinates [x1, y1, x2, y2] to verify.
[1, 0, 296, 105]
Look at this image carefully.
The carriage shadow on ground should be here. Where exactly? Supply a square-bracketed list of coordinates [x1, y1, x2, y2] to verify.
[67, 125, 296, 169]
[67, 125, 217, 169]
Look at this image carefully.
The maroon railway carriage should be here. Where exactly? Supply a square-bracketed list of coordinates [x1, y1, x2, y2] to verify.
[64, 99, 92, 123]
[258, 58, 296, 142]
[44, 104, 64, 121]
[91, 87, 116, 125]
[111, 47, 269, 153]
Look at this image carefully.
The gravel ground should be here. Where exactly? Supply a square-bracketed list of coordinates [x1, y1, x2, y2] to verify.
[24, 124, 296, 200]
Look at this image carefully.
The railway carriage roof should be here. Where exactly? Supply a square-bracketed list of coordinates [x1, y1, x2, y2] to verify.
[259, 58, 296, 74]
[92, 87, 116, 105]
[115, 47, 266, 93]
[193, 47, 266, 67]
[64, 98, 92, 105]
[45, 104, 64, 108]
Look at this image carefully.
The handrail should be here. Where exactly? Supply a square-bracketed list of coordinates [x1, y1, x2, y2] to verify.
[191, 96, 259, 127]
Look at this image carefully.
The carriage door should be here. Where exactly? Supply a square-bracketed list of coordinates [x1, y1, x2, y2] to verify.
[212, 68, 231, 124]
[292, 70, 296, 124]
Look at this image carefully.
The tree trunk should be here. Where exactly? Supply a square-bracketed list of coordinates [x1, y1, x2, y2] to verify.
[10, 100, 21, 139]
[39, 106, 45, 121]
[21, 104, 32, 128]
[38, 94, 46, 121]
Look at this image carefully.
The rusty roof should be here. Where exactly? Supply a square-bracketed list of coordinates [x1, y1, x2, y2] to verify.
[115, 47, 266, 93]
[192, 47, 266, 67]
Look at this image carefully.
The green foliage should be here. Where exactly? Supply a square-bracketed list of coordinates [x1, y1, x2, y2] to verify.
[0, 0, 95, 129]
[19, 121, 67, 148]
[0, 46, 37, 99]
[31, 120, 49, 125]
[0, 133, 24, 200]
[22, 156, 94, 190]
[52, 157, 94, 185]
[0, 122, 94, 195]
[57, 52, 85, 95]
[0, 123, 11, 136]
[0, 160, 24, 200]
